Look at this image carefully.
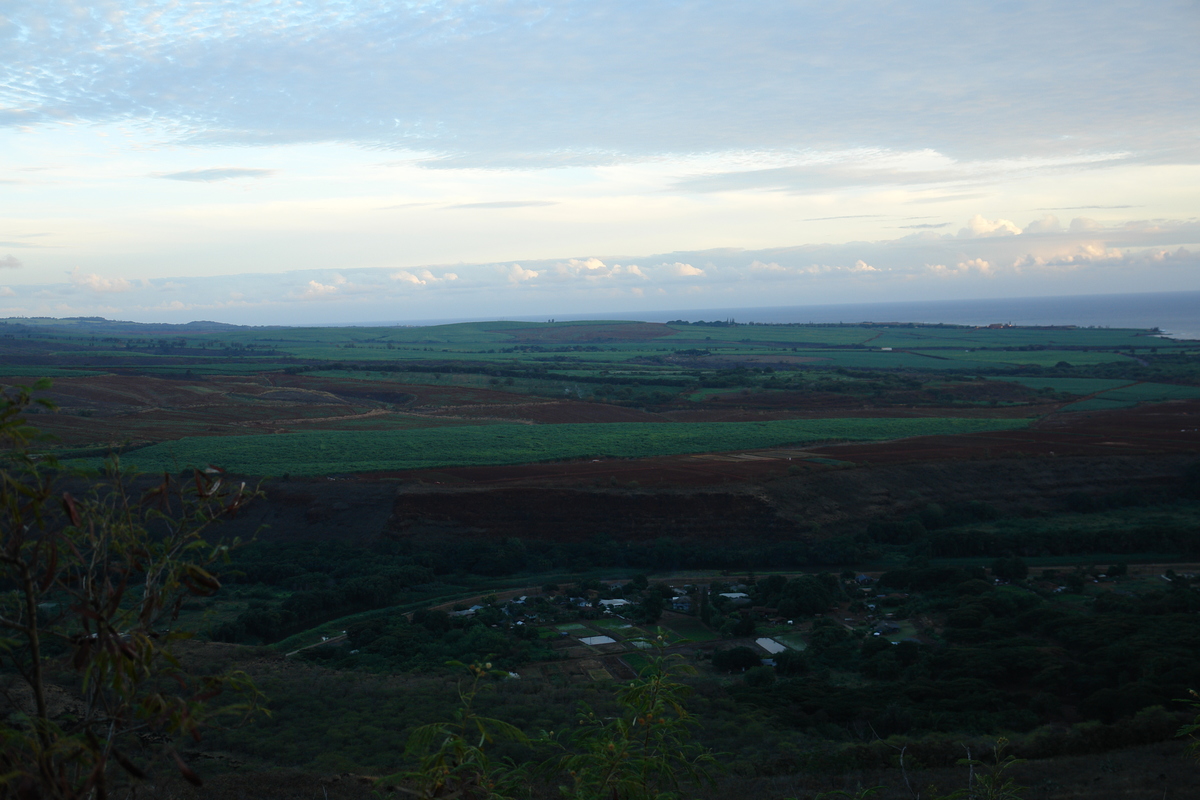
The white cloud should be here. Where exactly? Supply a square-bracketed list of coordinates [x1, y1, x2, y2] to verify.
[958, 258, 993, 275]
[0, 286, 14, 297]
[0, 255, 21, 269]
[1069, 217, 1103, 232]
[157, 168, 276, 182]
[746, 259, 878, 278]
[656, 262, 705, 278]
[927, 259, 993, 277]
[548, 258, 650, 281]
[6, 2, 1194, 169]
[749, 260, 788, 274]
[959, 215, 1022, 238]
[506, 264, 539, 283]
[1023, 215, 1062, 234]
[70, 269, 133, 293]
[299, 280, 339, 299]
[392, 269, 459, 286]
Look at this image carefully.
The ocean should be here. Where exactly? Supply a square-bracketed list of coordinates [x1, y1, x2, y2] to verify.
[390, 290, 1200, 340]
[621, 291, 1200, 341]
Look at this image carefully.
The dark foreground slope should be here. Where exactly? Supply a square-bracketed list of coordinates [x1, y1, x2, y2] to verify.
[217, 453, 1197, 550]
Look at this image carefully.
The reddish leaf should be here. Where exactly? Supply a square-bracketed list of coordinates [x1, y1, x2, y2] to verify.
[171, 751, 203, 787]
[38, 540, 58, 593]
[113, 749, 147, 780]
[61, 492, 81, 527]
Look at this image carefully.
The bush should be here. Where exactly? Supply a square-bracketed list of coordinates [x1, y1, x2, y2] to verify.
[712, 646, 762, 672]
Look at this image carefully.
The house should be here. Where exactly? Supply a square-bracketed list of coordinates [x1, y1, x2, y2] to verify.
[671, 597, 692, 612]
[599, 598, 631, 609]
[719, 592, 751, 605]
[449, 604, 485, 618]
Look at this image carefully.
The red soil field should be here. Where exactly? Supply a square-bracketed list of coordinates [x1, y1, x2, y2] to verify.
[358, 400, 1200, 488]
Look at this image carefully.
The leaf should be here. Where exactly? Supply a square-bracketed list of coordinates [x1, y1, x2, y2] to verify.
[61, 492, 81, 527]
[112, 749, 147, 780]
[37, 539, 57, 593]
[172, 751, 203, 787]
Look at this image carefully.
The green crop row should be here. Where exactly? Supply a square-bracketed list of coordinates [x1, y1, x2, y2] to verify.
[84, 416, 1031, 476]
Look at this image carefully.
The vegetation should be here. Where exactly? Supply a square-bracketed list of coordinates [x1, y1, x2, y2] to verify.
[4, 315, 1200, 796]
[91, 417, 1031, 476]
[0, 383, 265, 797]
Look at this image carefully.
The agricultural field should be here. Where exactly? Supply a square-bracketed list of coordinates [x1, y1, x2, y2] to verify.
[6, 314, 1198, 477]
[1045, 381, 1200, 412]
[83, 416, 1032, 475]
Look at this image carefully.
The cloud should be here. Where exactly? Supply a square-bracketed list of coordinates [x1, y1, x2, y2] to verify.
[746, 259, 878, 279]
[391, 269, 457, 286]
[926, 258, 993, 277]
[299, 280, 339, 299]
[546, 258, 649, 281]
[656, 262, 705, 278]
[447, 201, 558, 210]
[157, 168, 277, 182]
[0, 287, 14, 297]
[6, 2, 1195, 169]
[506, 265, 539, 283]
[1023, 215, 1062, 234]
[898, 222, 951, 229]
[958, 258, 993, 275]
[1037, 205, 1138, 211]
[805, 214, 884, 222]
[959, 215, 1022, 238]
[0, 255, 22, 269]
[1069, 217, 1103, 232]
[70, 269, 133, 293]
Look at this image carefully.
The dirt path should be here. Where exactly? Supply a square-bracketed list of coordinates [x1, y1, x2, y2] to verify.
[284, 633, 347, 657]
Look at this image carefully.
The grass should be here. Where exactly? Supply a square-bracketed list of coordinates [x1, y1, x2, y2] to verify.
[0, 367, 110, 377]
[80, 416, 1033, 475]
[773, 633, 808, 651]
[1061, 381, 1200, 411]
[990, 377, 1136, 394]
[658, 615, 719, 642]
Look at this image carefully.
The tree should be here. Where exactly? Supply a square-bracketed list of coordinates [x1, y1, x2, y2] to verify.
[554, 635, 717, 800]
[711, 646, 761, 673]
[990, 557, 1028, 582]
[0, 382, 265, 797]
[1178, 689, 1200, 762]
[932, 739, 1026, 800]
[383, 660, 528, 800]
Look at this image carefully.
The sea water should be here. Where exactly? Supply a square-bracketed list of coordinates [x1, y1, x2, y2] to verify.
[635, 291, 1200, 341]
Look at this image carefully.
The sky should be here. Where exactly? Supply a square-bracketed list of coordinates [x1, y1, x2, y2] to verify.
[1, 0, 1198, 325]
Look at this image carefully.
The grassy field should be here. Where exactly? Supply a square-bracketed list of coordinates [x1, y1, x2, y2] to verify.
[990, 376, 1136, 394]
[84, 416, 1031, 475]
[1062, 381, 1200, 411]
[0, 367, 111, 377]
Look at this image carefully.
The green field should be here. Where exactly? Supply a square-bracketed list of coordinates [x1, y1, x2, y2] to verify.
[0, 367, 110, 378]
[1061, 381, 1200, 411]
[991, 376, 1136, 394]
[86, 417, 1031, 475]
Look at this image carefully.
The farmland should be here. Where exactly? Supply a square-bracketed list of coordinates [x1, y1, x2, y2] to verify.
[5, 312, 1200, 799]
[88, 416, 1031, 475]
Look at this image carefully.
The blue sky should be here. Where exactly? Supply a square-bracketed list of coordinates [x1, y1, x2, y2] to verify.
[1, 1, 1198, 323]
